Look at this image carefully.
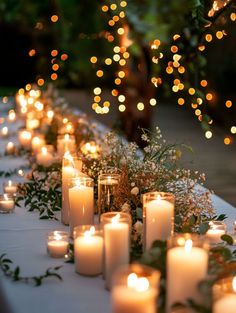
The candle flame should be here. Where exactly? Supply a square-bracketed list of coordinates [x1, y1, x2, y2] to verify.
[7, 142, 14, 148]
[54, 231, 62, 241]
[8, 180, 12, 187]
[156, 194, 161, 201]
[22, 131, 31, 139]
[3, 194, 9, 201]
[64, 134, 70, 140]
[233, 277, 236, 292]
[184, 239, 193, 253]
[2, 126, 8, 135]
[41, 147, 47, 154]
[111, 213, 120, 224]
[127, 273, 149, 292]
[64, 151, 75, 167]
[84, 226, 95, 238]
[47, 110, 54, 119]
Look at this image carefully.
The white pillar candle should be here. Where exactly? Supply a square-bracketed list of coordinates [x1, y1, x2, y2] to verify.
[69, 177, 94, 237]
[36, 147, 54, 167]
[213, 277, 236, 313]
[74, 226, 103, 276]
[167, 237, 208, 312]
[143, 192, 174, 250]
[0, 194, 15, 213]
[47, 231, 69, 258]
[18, 129, 32, 148]
[103, 213, 130, 290]
[206, 221, 226, 244]
[3, 180, 18, 195]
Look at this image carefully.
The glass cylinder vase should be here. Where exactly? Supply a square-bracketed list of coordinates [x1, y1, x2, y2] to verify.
[143, 191, 174, 250]
[213, 276, 236, 313]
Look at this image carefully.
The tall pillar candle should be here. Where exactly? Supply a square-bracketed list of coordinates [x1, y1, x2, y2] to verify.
[74, 225, 103, 276]
[101, 212, 131, 290]
[61, 153, 82, 225]
[111, 264, 160, 313]
[167, 234, 208, 312]
[213, 276, 236, 313]
[143, 192, 174, 250]
[69, 177, 94, 237]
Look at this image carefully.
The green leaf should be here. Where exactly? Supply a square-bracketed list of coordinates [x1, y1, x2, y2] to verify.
[221, 234, 234, 245]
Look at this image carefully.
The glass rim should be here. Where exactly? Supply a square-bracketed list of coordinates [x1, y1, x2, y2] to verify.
[73, 225, 102, 238]
[100, 211, 131, 224]
[47, 230, 69, 239]
[168, 233, 209, 249]
[0, 193, 14, 200]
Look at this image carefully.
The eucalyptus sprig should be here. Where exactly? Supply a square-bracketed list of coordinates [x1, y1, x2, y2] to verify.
[0, 254, 63, 286]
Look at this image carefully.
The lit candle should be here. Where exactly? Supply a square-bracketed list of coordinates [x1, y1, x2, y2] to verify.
[74, 226, 103, 276]
[1, 126, 9, 137]
[8, 110, 16, 122]
[0, 194, 15, 213]
[3, 180, 18, 195]
[167, 235, 208, 312]
[112, 265, 160, 313]
[31, 135, 45, 153]
[213, 277, 236, 313]
[6, 141, 15, 154]
[102, 212, 130, 290]
[18, 129, 32, 148]
[206, 221, 226, 244]
[57, 134, 76, 158]
[26, 118, 40, 131]
[36, 146, 54, 167]
[69, 177, 94, 237]
[143, 192, 174, 250]
[61, 153, 82, 225]
[47, 231, 69, 258]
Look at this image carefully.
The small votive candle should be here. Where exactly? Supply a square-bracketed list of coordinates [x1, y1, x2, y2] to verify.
[18, 129, 32, 149]
[8, 110, 16, 122]
[0, 194, 15, 213]
[47, 231, 69, 258]
[3, 180, 18, 195]
[6, 141, 15, 154]
[1, 126, 9, 137]
[36, 146, 54, 167]
[112, 264, 160, 313]
[31, 135, 45, 153]
[74, 225, 103, 276]
[206, 221, 227, 244]
[213, 276, 236, 313]
[143, 192, 175, 250]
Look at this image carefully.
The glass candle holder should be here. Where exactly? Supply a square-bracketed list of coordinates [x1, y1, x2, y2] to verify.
[61, 153, 83, 225]
[74, 225, 103, 276]
[36, 146, 54, 168]
[213, 276, 236, 313]
[57, 134, 76, 158]
[0, 194, 15, 213]
[98, 173, 120, 218]
[111, 264, 160, 313]
[143, 191, 174, 250]
[69, 176, 94, 237]
[3, 180, 18, 196]
[206, 221, 227, 244]
[47, 231, 69, 258]
[101, 212, 131, 290]
[166, 233, 209, 313]
[31, 135, 45, 153]
[18, 129, 32, 149]
[6, 141, 15, 155]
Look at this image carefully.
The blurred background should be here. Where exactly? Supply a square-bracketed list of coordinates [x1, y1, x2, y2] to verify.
[0, 0, 235, 204]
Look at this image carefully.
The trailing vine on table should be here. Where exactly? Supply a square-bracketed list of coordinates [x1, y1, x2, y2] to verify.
[0, 254, 63, 286]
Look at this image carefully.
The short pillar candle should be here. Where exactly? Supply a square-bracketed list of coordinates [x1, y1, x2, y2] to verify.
[0, 194, 15, 213]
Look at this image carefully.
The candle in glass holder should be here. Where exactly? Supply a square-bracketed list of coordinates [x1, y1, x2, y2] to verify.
[18, 129, 32, 148]
[62, 153, 82, 225]
[74, 225, 103, 276]
[167, 234, 208, 313]
[143, 192, 174, 250]
[0, 194, 15, 213]
[1, 126, 9, 137]
[57, 134, 76, 158]
[8, 110, 16, 122]
[213, 276, 236, 313]
[101, 212, 131, 290]
[47, 231, 69, 258]
[206, 221, 227, 244]
[111, 264, 160, 313]
[31, 135, 45, 153]
[98, 173, 120, 217]
[36, 146, 54, 167]
[6, 141, 15, 154]
[69, 177, 94, 237]
[3, 180, 17, 195]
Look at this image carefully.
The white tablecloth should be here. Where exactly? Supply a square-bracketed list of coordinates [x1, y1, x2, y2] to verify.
[0, 103, 235, 313]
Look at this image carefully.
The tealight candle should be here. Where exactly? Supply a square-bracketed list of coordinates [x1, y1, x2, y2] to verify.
[1, 126, 9, 137]
[206, 221, 226, 244]
[36, 146, 54, 167]
[47, 231, 69, 258]
[3, 180, 18, 195]
[74, 226, 103, 276]
[167, 234, 208, 312]
[69, 177, 94, 237]
[213, 276, 236, 313]
[18, 129, 32, 149]
[6, 141, 15, 154]
[143, 192, 174, 250]
[0, 194, 15, 213]
[111, 264, 160, 313]
[101, 212, 131, 290]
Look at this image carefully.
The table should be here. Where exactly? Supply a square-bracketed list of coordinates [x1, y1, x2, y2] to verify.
[0, 103, 235, 313]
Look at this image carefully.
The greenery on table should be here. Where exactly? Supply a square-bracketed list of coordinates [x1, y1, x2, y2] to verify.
[0, 254, 62, 286]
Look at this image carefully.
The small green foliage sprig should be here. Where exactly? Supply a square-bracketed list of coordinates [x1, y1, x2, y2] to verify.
[16, 166, 62, 220]
[0, 254, 62, 286]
